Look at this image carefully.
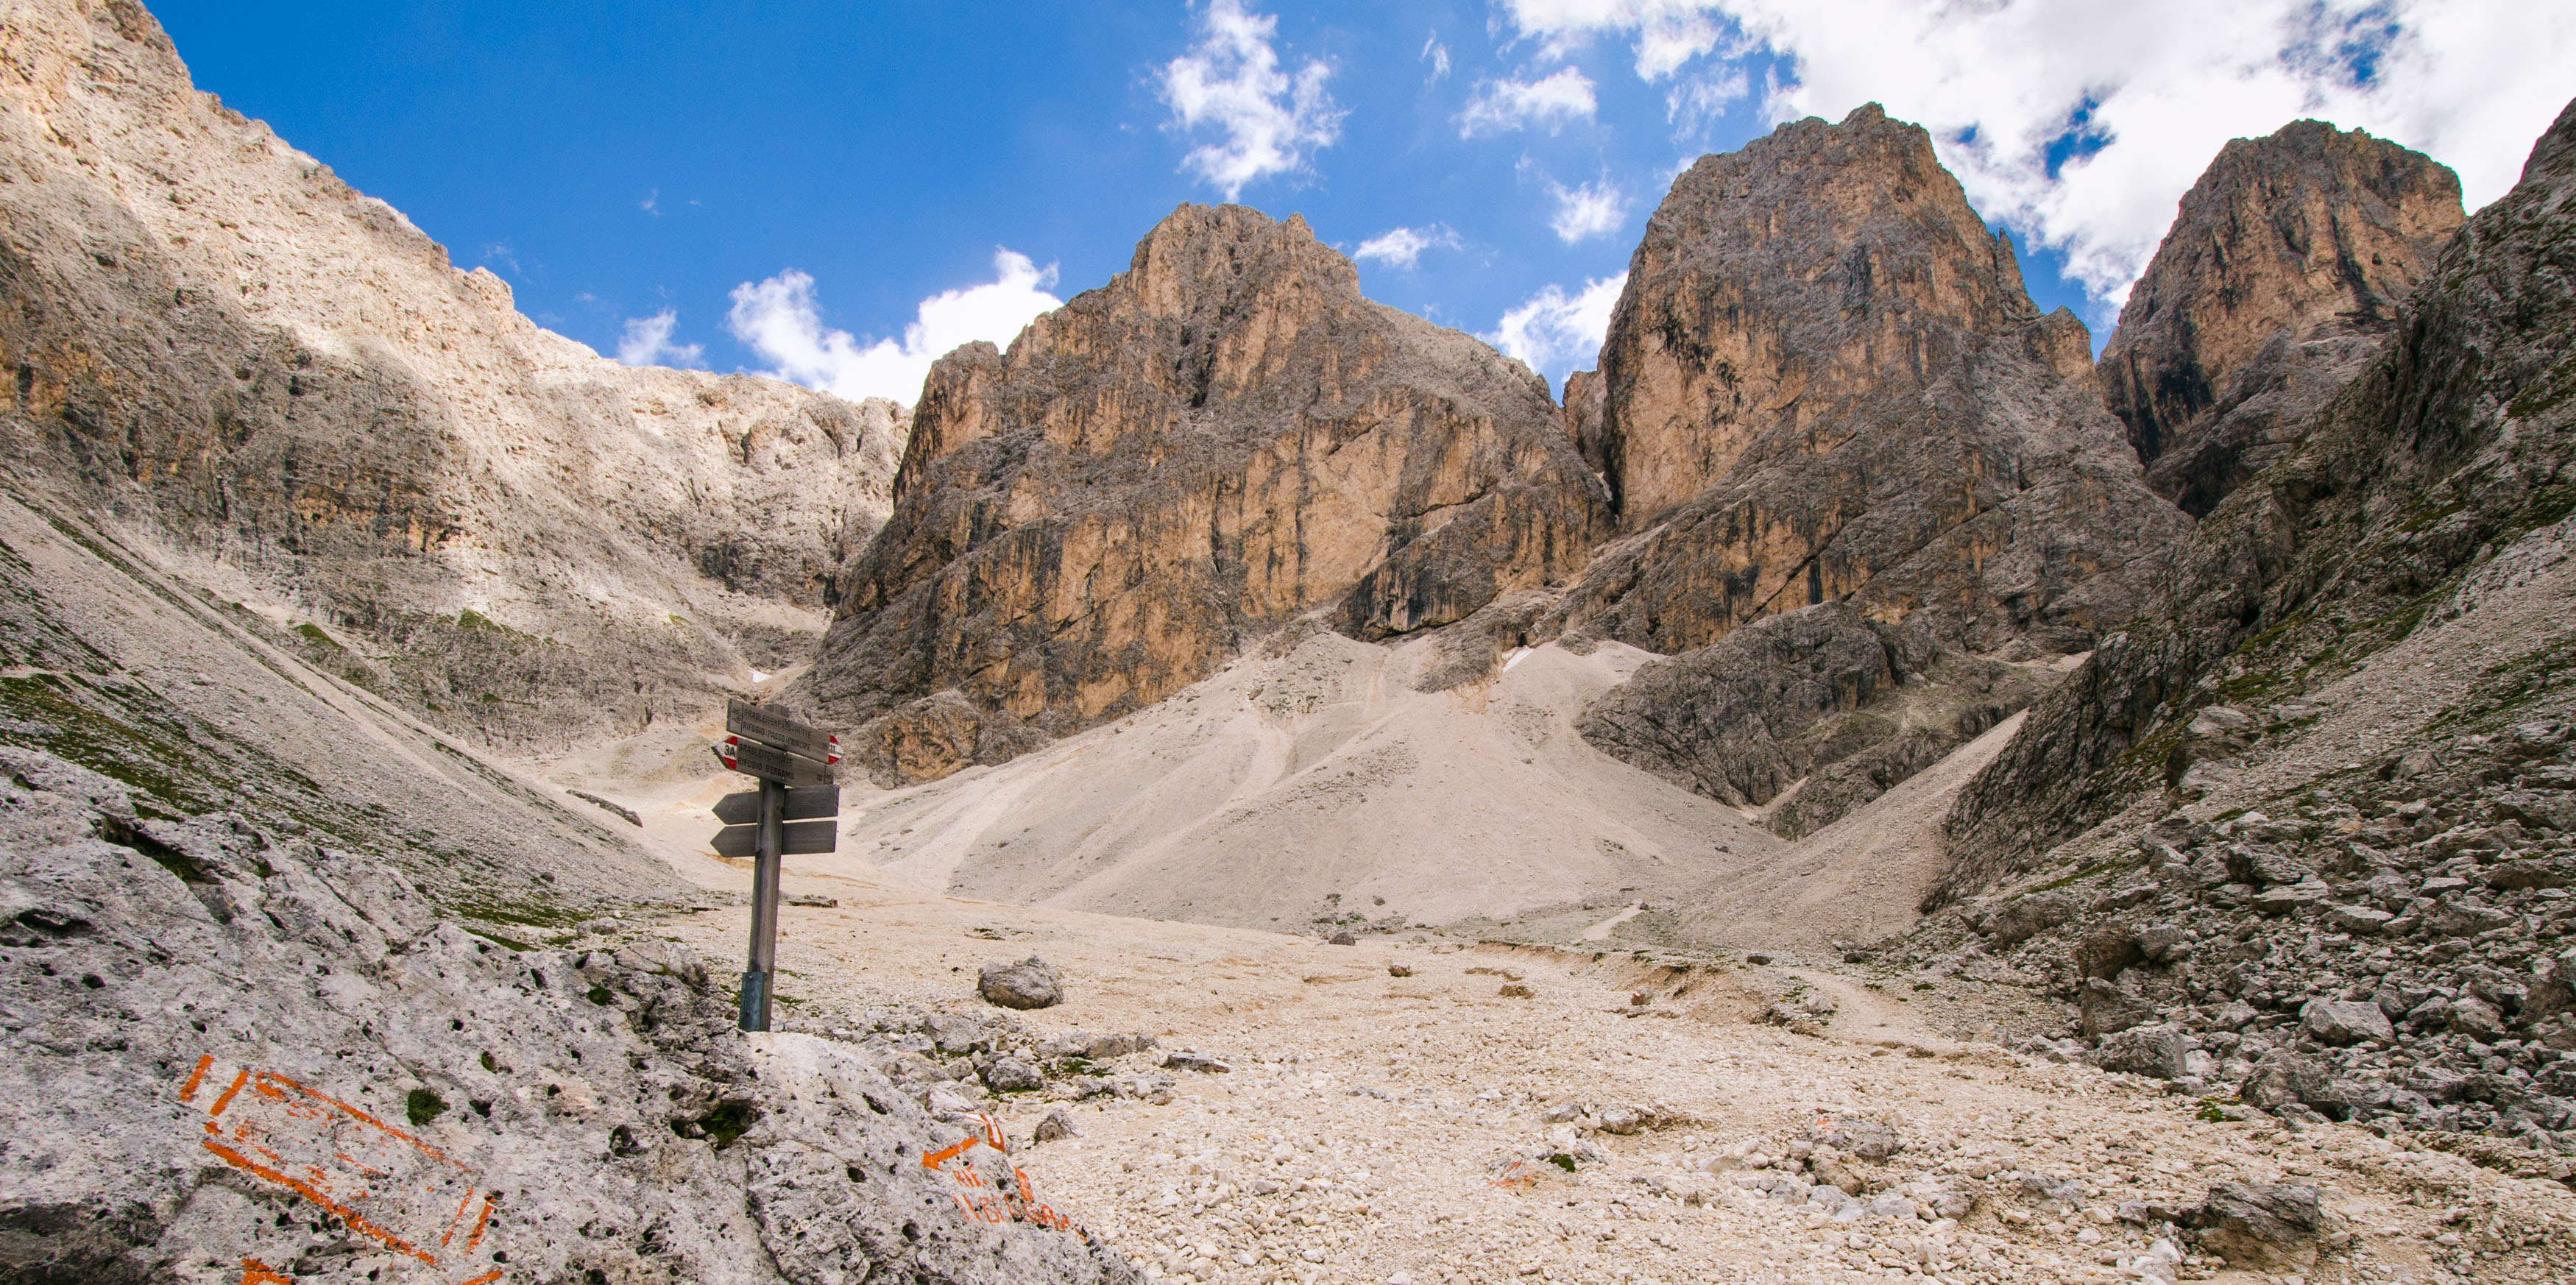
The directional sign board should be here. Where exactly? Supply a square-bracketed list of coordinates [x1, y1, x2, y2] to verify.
[726, 698, 838, 765]
[715, 736, 834, 788]
[714, 787, 838, 826]
[712, 818, 838, 857]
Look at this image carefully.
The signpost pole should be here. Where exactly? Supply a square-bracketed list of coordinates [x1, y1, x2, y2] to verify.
[739, 778, 785, 1032]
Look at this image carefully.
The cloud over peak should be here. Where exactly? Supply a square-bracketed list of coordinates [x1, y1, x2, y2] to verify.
[1485, 272, 1628, 384]
[613, 310, 704, 369]
[1459, 68, 1599, 137]
[1496, 0, 2576, 307]
[1353, 224, 1461, 270]
[1546, 178, 1629, 244]
[726, 251, 1061, 406]
[1161, 0, 1344, 199]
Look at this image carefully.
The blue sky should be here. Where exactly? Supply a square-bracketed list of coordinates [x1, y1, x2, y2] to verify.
[154, 1, 2571, 404]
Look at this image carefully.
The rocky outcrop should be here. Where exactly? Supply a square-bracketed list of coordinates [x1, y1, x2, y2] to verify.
[1941, 96, 2576, 905]
[1577, 603, 2044, 836]
[793, 205, 1604, 771]
[0, 748, 1131, 1285]
[0, 0, 902, 751]
[2098, 121, 2463, 515]
[1556, 104, 2186, 662]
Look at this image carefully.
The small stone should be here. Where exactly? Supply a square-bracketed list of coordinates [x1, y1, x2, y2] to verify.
[1387, 963, 1412, 977]
[2448, 996, 2508, 1040]
[1033, 1108, 1079, 1142]
[980, 1056, 1043, 1093]
[977, 956, 1063, 1010]
[2080, 977, 2159, 1037]
[1499, 983, 1535, 998]
[2325, 904, 2391, 935]
[1328, 930, 1357, 946]
[2097, 1024, 2190, 1079]
[2300, 998, 2394, 1047]
[1163, 1051, 1231, 1074]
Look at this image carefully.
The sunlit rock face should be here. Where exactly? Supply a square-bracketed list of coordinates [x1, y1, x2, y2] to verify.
[1560, 103, 2185, 664]
[796, 204, 1605, 770]
[2098, 119, 2466, 517]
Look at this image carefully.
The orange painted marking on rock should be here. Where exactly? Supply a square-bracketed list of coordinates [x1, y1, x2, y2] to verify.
[238, 1258, 293, 1285]
[202, 1137, 435, 1265]
[181, 1055, 215, 1104]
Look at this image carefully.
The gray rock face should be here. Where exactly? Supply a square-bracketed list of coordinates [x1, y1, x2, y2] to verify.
[1942, 96, 2576, 905]
[0, 751, 1132, 1285]
[793, 204, 1604, 775]
[979, 956, 1065, 1010]
[2098, 121, 2464, 516]
[0, 0, 902, 754]
[1559, 103, 2185, 662]
[1575, 602, 2045, 836]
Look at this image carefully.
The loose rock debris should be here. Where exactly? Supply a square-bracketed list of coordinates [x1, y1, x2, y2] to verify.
[657, 890, 2576, 1284]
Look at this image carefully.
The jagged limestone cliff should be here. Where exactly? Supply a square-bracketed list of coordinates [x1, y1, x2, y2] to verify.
[2098, 120, 2463, 516]
[795, 205, 1604, 779]
[0, 0, 903, 753]
[1940, 96, 2576, 905]
[1561, 105, 2186, 835]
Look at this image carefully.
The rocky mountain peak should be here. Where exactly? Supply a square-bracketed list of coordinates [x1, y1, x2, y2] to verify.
[1593, 102, 2088, 528]
[2098, 119, 2463, 514]
[799, 205, 1602, 779]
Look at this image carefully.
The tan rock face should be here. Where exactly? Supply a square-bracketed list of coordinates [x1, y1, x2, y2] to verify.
[1560, 104, 2185, 660]
[794, 205, 1604, 760]
[0, 0, 901, 751]
[2098, 119, 2463, 515]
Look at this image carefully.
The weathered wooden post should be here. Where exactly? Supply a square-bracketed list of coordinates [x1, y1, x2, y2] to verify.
[711, 699, 839, 1032]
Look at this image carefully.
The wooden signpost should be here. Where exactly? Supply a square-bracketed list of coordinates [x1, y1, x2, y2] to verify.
[710, 698, 841, 1032]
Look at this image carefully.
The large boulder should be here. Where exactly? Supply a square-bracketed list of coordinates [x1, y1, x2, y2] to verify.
[2193, 1183, 2332, 1270]
[2096, 1024, 2190, 1079]
[979, 956, 1066, 1010]
[2081, 977, 2160, 1038]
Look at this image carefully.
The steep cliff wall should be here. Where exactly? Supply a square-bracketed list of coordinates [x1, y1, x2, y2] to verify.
[1941, 96, 2576, 904]
[794, 205, 1604, 772]
[2098, 120, 2463, 516]
[0, 0, 903, 752]
[1558, 105, 2186, 836]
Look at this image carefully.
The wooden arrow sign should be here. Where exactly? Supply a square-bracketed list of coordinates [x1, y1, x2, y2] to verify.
[711, 819, 838, 857]
[713, 786, 839, 826]
[715, 736, 833, 788]
[726, 698, 839, 765]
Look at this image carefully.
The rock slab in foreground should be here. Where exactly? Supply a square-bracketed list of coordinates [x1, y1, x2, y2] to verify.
[0, 750, 1132, 1285]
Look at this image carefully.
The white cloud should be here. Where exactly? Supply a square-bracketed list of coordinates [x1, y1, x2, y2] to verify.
[1485, 273, 1628, 382]
[1159, 0, 1344, 199]
[725, 250, 1061, 405]
[1666, 67, 1749, 135]
[615, 310, 704, 368]
[1353, 224, 1462, 269]
[1422, 32, 1451, 83]
[1546, 178, 1630, 243]
[1459, 68, 1600, 137]
[1496, 0, 2576, 308]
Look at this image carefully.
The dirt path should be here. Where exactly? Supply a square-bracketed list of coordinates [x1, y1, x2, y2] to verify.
[630, 864, 2576, 1285]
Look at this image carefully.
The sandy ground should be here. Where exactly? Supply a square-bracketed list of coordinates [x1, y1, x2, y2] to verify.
[592, 840, 2576, 1285]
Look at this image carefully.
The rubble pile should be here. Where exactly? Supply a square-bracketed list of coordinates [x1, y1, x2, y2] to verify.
[1912, 720, 2576, 1158]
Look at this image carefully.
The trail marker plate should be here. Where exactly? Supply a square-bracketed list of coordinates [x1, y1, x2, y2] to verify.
[725, 698, 839, 765]
[713, 786, 838, 825]
[715, 736, 833, 788]
[711, 819, 837, 858]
